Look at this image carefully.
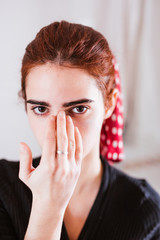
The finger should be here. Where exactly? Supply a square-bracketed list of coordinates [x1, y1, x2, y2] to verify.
[66, 115, 75, 160]
[19, 142, 33, 181]
[41, 115, 56, 165]
[75, 127, 83, 167]
[56, 111, 68, 159]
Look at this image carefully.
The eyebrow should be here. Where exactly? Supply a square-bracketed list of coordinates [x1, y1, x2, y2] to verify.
[26, 98, 94, 108]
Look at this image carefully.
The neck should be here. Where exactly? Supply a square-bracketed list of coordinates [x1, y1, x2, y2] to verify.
[73, 145, 103, 195]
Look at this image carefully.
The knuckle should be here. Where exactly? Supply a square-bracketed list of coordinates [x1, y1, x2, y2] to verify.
[61, 167, 68, 177]
[61, 135, 68, 144]
[76, 148, 83, 160]
[69, 167, 79, 179]
[69, 139, 75, 149]
[69, 169, 74, 178]
[45, 163, 58, 176]
[76, 145, 81, 153]
[53, 163, 59, 175]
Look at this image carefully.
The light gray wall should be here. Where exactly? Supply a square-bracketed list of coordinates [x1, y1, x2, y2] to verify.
[0, 0, 103, 160]
[0, 0, 160, 162]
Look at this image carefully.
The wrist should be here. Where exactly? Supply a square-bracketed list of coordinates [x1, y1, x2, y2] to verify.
[32, 195, 65, 219]
[24, 197, 65, 240]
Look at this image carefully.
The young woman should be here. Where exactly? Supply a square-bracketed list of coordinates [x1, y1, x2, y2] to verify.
[0, 21, 159, 240]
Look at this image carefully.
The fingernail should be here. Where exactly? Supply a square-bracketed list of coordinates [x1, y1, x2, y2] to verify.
[75, 127, 79, 133]
[50, 115, 55, 121]
[59, 111, 65, 117]
[67, 115, 72, 122]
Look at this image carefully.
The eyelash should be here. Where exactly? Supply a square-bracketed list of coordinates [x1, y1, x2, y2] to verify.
[31, 105, 89, 117]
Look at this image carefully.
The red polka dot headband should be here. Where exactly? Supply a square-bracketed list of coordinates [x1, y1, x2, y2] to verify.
[100, 56, 125, 164]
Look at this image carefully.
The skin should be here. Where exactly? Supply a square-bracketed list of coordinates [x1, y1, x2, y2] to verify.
[19, 63, 118, 240]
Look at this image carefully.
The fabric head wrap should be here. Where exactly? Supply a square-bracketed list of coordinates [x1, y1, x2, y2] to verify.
[100, 56, 125, 164]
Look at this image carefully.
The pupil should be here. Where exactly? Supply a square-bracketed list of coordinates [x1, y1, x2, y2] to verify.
[38, 107, 45, 112]
[77, 106, 84, 112]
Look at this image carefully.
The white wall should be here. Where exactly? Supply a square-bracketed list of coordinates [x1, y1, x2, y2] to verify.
[0, 0, 101, 160]
[0, 0, 160, 162]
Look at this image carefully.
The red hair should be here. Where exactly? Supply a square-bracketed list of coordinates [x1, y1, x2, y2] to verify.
[20, 21, 115, 108]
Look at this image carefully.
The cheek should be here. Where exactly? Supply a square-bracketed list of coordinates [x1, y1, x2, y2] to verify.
[27, 114, 46, 148]
[27, 110, 104, 154]
[73, 114, 103, 154]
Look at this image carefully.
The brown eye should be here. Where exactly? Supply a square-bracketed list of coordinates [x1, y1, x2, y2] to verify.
[71, 106, 88, 114]
[32, 106, 48, 115]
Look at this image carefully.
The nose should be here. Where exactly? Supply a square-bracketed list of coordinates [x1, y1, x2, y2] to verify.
[50, 110, 65, 117]
[49, 110, 67, 128]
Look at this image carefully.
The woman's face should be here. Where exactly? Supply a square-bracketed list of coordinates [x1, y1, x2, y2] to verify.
[26, 63, 108, 159]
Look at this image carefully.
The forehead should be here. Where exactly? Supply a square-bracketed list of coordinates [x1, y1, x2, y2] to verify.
[26, 63, 102, 102]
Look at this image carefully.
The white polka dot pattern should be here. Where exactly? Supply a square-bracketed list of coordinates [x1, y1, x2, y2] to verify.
[100, 56, 125, 164]
[112, 140, 118, 148]
[111, 114, 116, 121]
[113, 153, 118, 160]
[112, 127, 117, 135]
[118, 116, 123, 125]
[118, 128, 122, 136]
[118, 141, 123, 148]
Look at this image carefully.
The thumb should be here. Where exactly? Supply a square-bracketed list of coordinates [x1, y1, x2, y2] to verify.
[19, 142, 33, 182]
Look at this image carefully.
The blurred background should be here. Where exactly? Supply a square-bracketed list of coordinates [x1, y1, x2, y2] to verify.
[0, 0, 160, 193]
